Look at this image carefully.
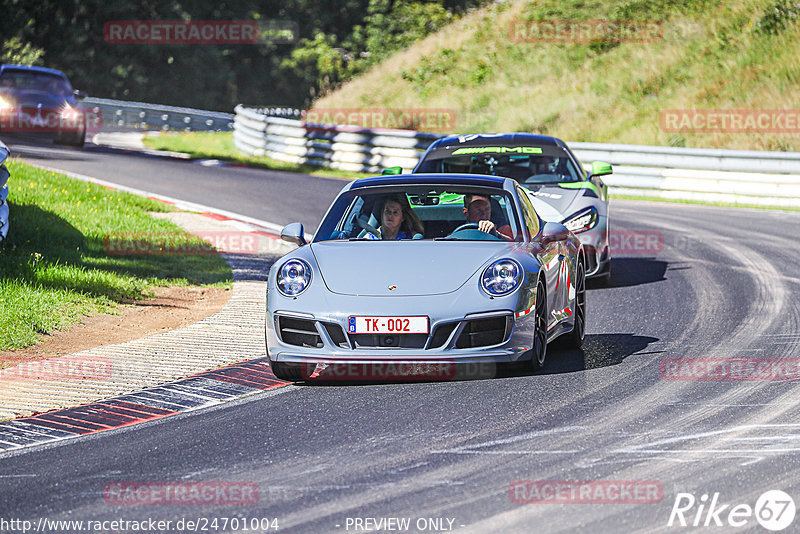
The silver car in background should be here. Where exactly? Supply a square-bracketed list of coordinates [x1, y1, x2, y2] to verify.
[266, 174, 586, 382]
[414, 133, 613, 282]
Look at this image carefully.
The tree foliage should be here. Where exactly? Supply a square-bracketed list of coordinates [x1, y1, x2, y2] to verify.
[0, 0, 488, 110]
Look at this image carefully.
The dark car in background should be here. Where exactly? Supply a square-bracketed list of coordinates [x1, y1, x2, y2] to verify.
[0, 64, 89, 147]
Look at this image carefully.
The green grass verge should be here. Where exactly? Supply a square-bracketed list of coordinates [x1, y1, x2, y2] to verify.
[0, 160, 233, 351]
[142, 131, 373, 181]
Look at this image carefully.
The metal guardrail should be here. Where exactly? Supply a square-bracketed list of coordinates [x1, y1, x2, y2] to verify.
[0, 141, 10, 243]
[570, 142, 800, 174]
[233, 105, 439, 172]
[83, 97, 236, 132]
[233, 105, 800, 208]
[83, 98, 303, 133]
[569, 144, 800, 208]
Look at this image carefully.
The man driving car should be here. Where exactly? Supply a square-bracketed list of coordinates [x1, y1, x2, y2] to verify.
[463, 194, 513, 239]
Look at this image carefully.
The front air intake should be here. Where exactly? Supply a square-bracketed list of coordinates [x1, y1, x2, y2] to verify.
[277, 316, 322, 348]
[455, 316, 512, 349]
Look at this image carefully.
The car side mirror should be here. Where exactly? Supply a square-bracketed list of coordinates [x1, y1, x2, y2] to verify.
[541, 222, 570, 246]
[381, 166, 403, 175]
[281, 222, 307, 246]
[73, 89, 87, 100]
[588, 161, 612, 178]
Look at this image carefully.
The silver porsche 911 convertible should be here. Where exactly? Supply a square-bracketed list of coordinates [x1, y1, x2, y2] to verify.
[266, 174, 586, 382]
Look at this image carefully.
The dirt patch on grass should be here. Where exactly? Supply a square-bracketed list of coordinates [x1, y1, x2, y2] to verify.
[0, 286, 231, 367]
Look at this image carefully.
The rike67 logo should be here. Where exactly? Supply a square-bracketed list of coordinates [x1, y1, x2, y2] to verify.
[668, 490, 796, 531]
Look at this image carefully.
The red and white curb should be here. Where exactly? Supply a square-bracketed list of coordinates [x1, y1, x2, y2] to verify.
[0, 359, 289, 454]
[0, 164, 303, 453]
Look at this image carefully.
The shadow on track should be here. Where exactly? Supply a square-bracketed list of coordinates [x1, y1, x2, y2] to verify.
[538, 333, 662, 375]
[280, 334, 661, 386]
[590, 258, 671, 289]
[3, 134, 92, 162]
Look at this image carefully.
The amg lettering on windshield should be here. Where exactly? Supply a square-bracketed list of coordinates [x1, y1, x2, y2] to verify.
[451, 146, 543, 155]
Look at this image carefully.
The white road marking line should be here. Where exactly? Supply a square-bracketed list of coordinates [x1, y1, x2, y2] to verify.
[431, 427, 585, 455]
[24, 163, 297, 236]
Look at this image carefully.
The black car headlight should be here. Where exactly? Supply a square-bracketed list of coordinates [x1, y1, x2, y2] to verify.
[562, 206, 598, 233]
[60, 105, 81, 120]
[481, 259, 523, 296]
[276, 259, 312, 296]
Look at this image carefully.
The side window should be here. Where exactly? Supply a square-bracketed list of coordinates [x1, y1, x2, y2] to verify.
[516, 186, 541, 239]
[335, 196, 365, 239]
[570, 154, 589, 179]
[563, 156, 583, 181]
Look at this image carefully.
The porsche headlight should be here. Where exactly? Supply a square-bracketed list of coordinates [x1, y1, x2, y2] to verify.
[563, 206, 598, 233]
[481, 259, 523, 296]
[276, 259, 312, 297]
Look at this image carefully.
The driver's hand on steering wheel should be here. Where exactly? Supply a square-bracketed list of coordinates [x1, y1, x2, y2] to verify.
[476, 219, 512, 240]
[476, 220, 496, 234]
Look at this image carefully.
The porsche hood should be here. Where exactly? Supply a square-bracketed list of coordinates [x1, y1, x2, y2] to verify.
[310, 241, 517, 296]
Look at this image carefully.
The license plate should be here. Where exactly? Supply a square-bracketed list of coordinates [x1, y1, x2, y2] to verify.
[348, 316, 429, 334]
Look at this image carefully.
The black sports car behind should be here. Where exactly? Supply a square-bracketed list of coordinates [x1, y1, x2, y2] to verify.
[0, 64, 90, 147]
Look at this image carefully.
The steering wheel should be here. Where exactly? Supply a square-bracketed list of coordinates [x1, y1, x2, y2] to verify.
[451, 223, 481, 234]
[451, 222, 502, 236]
[447, 222, 502, 240]
[356, 216, 381, 239]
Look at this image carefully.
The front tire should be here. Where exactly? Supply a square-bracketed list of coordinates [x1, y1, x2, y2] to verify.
[530, 279, 548, 371]
[54, 117, 86, 147]
[563, 261, 586, 349]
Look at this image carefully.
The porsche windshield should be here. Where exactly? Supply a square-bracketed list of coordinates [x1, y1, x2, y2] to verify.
[416, 147, 583, 184]
[314, 186, 523, 242]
